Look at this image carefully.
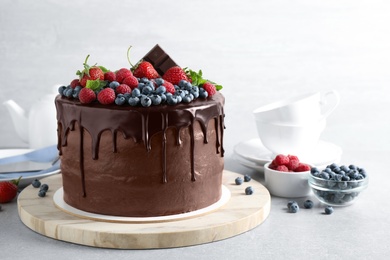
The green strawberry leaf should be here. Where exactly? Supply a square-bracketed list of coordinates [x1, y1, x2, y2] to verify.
[98, 66, 109, 73]
[86, 79, 107, 91]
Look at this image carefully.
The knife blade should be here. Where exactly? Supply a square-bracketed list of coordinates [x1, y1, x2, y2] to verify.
[0, 161, 53, 174]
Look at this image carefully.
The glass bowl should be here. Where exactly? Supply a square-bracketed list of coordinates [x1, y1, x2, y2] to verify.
[308, 174, 368, 206]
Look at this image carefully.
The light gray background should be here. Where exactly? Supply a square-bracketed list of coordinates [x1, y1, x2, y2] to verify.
[1, 0, 390, 259]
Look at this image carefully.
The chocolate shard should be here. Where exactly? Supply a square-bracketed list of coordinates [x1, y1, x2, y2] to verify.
[142, 44, 178, 76]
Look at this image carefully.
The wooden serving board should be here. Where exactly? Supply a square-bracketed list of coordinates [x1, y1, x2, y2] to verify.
[17, 170, 271, 249]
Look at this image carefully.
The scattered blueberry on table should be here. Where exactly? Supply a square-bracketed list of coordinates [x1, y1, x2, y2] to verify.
[245, 186, 254, 195]
[235, 177, 243, 185]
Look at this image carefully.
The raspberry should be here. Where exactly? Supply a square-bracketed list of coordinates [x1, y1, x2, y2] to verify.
[104, 71, 116, 82]
[97, 88, 116, 105]
[162, 81, 175, 94]
[116, 68, 133, 83]
[273, 154, 290, 166]
[287, 155, 300, 170]
[79, 88, 96, 104]
[122, 75, 139, 89]
[276, 165, 289, 172]
[70, 79, 80, 89]
[295, 163, 311, 172]
[116, 84, 132, 94]
[202, 82, 217, 96]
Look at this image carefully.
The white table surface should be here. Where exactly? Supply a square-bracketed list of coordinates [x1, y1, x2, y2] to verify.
[1, 0, 390, 259]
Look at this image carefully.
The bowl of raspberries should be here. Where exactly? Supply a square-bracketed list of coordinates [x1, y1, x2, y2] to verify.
[264, 154, 312, 198]
[308, 163, 368, 206]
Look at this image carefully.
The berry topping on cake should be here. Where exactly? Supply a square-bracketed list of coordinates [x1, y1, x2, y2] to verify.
[202, 82, 217, 96]
[77, 55, 105, 87]
[104, 71, 116, 82]
[98, 88, 116, 105]
[70, 79, 80, 89]
[79, 88, 96, 104]
[162, 81, 175, 94]
[59, 45, 223, 106]
[163, 66, 190, 85]
[116, 68, 133, 84]
[116, 84, 132, 94]
[133, 61, 160, 79]
[122, 75, 139, 89]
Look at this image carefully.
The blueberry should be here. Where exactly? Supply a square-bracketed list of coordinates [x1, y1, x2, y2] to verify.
[58, 86, 66, 95]
[128, 97, 140, 106]
[150, 95, 162, 106]
[160, 93, 167, 103]
[115, 96, 126, 106]
[176, 89, 186, 98]
[324, 167, 332, 174]
[334, 174, 343, 181]
[155, 78, 164, 86]
[166, 95, 178, 105]
[311, 167, 319, 174]
[156, 85, 166, 94]
[32, 179, 41, 188]
[303, 200, 314, 209]
[140, 95, 152, 107]
[131, 88, 141, 98]
[349, 164, 357, 170]
[235, 177, 243, 185]
[287, 200, 297, 209]
[340, 165, 349, 172]
[324, 206, 334, 215]
[64, 87, 73, 98]
[338, 181, 348, 189]
[182, 95, 192, 103]
[342, 175, 350, 181]
[175, 94, 183, 103]
[289, 202, 299, 213]
[142, 85, 153, 95]
[40, 184, 49, 192]
[244, 175, 251, 182]
[109, 81, 120, 89]
[178, 80, 187, 88]
[38, 190, 46, 198]
[199, 88, 208, 98]
[319, 171, 330, 180]
[245, 186, 254, 195]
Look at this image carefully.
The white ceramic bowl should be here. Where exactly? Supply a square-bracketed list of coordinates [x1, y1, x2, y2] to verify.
[253, 90, 340, 125]
[264, 162, 311, 198]
[255, 119, 326, 158]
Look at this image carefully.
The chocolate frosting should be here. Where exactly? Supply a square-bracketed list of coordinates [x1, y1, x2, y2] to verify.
[56, 93, 225, 217]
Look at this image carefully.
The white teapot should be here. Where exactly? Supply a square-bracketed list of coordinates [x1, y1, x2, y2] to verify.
[3, 85, 58, 149]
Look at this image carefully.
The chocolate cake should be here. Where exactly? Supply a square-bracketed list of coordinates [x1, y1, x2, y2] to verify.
[56, 45, 225, 217]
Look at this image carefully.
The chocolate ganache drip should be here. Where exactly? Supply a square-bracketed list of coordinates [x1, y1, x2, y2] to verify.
[56, 93, 225, 193]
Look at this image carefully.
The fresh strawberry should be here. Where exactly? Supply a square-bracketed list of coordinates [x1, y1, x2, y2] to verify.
[202, 82, 217, 96]
[77, 55, 104, 87]
[133, 61, 160, 79]
[104, 71, 116, 82]
[295, 163, 311, 172]
[163, 66, 189, 85]
[116, 84, 132, 94]
[162, 81, 175, 94]
[79, 88, 96, 104]
[70, 79, 80, 89]
[116, 68, 133, 83]
[97, 88, 116, 105]
[122, 75, 139, 89]
[0, 177, 21, 203]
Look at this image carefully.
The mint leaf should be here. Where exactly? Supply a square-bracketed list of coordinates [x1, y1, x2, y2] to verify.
[86, 79, 107, 91]
[185, 68, 222, 90]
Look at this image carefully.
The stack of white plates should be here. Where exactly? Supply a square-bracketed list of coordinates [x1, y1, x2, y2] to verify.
[233, 138, 342, 172]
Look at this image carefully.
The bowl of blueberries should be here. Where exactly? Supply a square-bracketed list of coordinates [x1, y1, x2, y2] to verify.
[308, 163, 368, 206]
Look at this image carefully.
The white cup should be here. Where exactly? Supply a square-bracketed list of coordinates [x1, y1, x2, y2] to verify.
[255, 119, 326, 159]
[253, 90, 340, 125]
